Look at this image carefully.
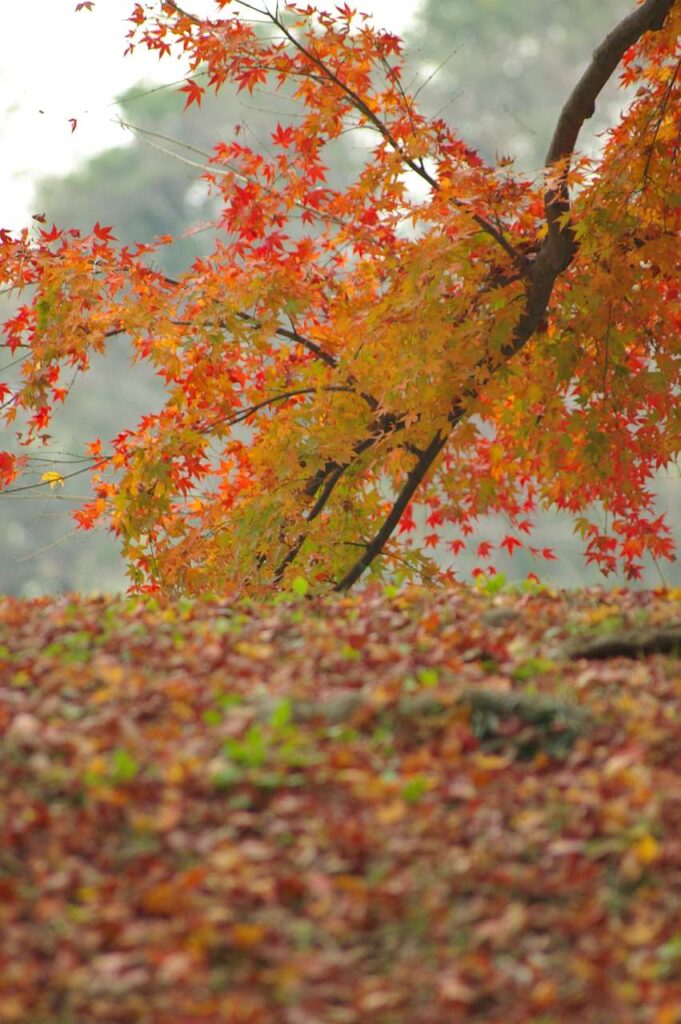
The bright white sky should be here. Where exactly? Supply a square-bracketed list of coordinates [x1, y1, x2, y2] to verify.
[1, 0, 420, 233]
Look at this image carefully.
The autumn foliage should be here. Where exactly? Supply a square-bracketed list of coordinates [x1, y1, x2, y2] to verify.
[1, 0, 680, 596]
[3, 583, 681, 1021]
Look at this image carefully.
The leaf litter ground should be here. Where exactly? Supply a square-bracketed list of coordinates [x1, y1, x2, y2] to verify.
[2, 583, 681, 1023]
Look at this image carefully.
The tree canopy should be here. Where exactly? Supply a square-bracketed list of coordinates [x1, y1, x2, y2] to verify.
[1, 0, 679, 597]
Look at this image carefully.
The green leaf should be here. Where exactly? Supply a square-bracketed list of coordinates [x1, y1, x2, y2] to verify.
[269, 698, 293, 730]
[401, 776, 429, 803]
[110, 748, 140, 783]
[417, 667, 439, 688]
[291, 576, 310, 598]
[203, 708, 223, 726]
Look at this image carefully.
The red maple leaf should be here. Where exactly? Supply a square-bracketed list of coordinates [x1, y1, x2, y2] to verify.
[272, 124, 295, 148]
[500, 535, 523, 555]
[0, 451, 19, 486]
[92, 222, 116, 241]
[39, 224, 61, 243]
[180, 79, 204, 109]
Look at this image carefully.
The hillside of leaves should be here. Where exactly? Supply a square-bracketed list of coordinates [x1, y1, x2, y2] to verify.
[2, 583, 681, 1023]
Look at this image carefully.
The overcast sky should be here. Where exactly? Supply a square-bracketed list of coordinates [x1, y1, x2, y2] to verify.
[1, 0, 420, 232]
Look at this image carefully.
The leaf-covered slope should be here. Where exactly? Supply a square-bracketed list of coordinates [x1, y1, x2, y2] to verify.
[2, 585, 681, 1023]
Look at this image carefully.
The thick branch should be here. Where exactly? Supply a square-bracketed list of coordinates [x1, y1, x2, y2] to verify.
[270, 423, 405, 584]
[333, 429, 449, 591]
[544, 0, 676, 239]
[546, 0, 674, 167]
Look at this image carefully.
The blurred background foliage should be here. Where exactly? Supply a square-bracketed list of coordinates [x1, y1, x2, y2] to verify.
[1, 0, 678, 594]
[409, 0, 634, 171]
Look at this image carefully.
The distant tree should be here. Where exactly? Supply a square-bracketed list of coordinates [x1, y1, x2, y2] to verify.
[35, 81, 250, 277]
[409, 0, 632, 171]
[1, 0, 679, 597]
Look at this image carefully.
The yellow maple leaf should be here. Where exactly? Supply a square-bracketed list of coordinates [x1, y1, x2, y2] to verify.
[41, 470, 65, 489]
[633, 833, 660, 865]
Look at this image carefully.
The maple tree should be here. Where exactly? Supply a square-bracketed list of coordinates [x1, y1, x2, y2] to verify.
[1, 0, 679, 597]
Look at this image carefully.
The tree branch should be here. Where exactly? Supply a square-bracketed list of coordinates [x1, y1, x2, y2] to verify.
[236, 1, 529, 270]
[333, 429, 450, 591]
[200, 386, 353, 434]
[546, 0, 674, 168]
[234, 311, 339, 369]
[119, 118, 348, 229]
[544, 0, 676, 241]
